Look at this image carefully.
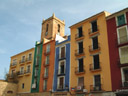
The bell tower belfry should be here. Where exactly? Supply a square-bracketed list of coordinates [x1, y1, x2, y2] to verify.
[41, 13, 65, 41]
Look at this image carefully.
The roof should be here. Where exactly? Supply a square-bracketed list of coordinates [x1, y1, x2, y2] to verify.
[106, 7, 128, 20]
[69, 11, 110, 28]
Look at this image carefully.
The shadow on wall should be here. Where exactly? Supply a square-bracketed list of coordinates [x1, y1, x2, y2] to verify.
[0, 80, 18, 96]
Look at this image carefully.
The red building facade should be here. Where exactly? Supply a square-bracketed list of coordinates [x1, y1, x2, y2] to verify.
[106, 8, 128, 96]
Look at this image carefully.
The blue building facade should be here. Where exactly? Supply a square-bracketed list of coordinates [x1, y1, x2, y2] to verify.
[53, 36, 70, 92]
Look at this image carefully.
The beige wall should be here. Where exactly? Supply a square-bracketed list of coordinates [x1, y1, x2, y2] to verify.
[0, 80, 17, 96]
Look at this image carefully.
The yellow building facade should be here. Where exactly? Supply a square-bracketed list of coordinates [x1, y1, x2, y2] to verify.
[70, 12, 113, 96]
[8, 48, 34, 93]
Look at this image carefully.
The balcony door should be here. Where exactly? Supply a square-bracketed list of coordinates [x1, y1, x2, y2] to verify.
[94, 75, 101, 90]
[78, 58, 84, 72]
[78, 41, 83, 54]
[58, 77, 64, 89]
[91, 20, 97, 32]
[78, 27, 83, 37]
[92, 36, 98, 50]
[93, 54, 100, 70]
[60, 46, 65, 59]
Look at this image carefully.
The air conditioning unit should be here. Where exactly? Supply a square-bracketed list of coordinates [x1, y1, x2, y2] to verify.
[32, 83, 36, 89]
[77, 86, 82, 90]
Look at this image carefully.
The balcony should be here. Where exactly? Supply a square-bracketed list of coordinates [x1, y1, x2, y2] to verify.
[117, 57, 128, 67]
[43, 61, 50, 67]
[89, 63, 101, 72]
[17, 71, 24, 77]
[57, 85, 64, 90]
[121, 81, 128, 88]
[75, 86, 85, 92]
[24, 70, 31, 75]
[10, 62, 17, 67]
[8, 74, 15, 79]
[88, 26, 99, 37]
[117, 35, 128, 46]
[75, 34, 84, 41]
[75, 67, 85, 75]
[89, 44, 101, 53]
[43, 74, 48, 79]
[59, 54, 66, 60]
[19, 59, 26, 65]
[90, 84, 103, 92]
[26, 58, 32, 63]
[57, 69, 65, 76]
[44, 50, 50, 55]
[75, 48, 85, 57]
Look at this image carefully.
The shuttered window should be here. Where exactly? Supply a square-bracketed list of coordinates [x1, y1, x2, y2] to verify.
[117, 14, 125, 26]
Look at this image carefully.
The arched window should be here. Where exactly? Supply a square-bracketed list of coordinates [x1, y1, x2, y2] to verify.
[58, 24, 60, 33]
[45, 24, 48, 36]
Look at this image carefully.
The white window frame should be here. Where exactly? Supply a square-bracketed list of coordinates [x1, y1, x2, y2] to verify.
[58, 60, 66, 74]
[43, 79, 47, 90]
[121, 67, 128, 86]
[12, 59, 17, 65]
[115, 13, 127, 26]
[46, 44, 50, 53]
[20, 67, 24, 74]
[59, 45, 66, 59]
[57, 76, 65, 89]
[28, 53, 32, 60]
[117, 25, 128, 44]
[27, 65, 31, 72]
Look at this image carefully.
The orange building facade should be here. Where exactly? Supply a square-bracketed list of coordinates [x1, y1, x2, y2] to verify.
[39, 40, 55, 92]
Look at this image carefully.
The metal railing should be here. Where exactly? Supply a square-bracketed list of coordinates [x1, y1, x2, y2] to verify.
[75, 85, 85, 91]
[44, 50, 50, 55]
[10, 62, 17, 66]
[90, 84, 103, 91]
[88, 26, 99, 35]
[75, 33, 84, 39]
[89, 63, 101, 71]
[75, 48, 84, 56]
[89, 44, 100, 52]
[75, 67, 85, 74]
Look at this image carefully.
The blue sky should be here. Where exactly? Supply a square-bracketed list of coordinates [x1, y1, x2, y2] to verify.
[0, 0, 128, 79]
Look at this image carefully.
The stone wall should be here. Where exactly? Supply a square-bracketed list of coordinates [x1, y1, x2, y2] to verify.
[0, 80, 17, 96]
[17, 92, 51, 96]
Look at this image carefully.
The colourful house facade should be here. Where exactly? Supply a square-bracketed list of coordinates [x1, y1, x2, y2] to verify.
[31, 41, 43, 93]
[53, 35, 70, 95]
[106, 8, 128, 96]
[69, 11, 113, 96]
[8, 48, 34, 93]
[39, 40, 55, 92]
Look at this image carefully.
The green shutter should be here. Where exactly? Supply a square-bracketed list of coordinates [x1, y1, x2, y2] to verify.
[117, 14, 125, 26]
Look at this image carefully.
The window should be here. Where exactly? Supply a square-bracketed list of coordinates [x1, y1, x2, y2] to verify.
[27, 65, 31, 73]
[78, 41, 83, 54]
[93, 54, 100, 70]
[94, 75, 101, 90]
[35, 56, 39, 65]
[117, 26, 128, 44]
[122, 67, 128, 87]
[92, 36, 98, 50]
[28, 53, 32, 60]
[11, 69, 15, 76]
[60, 46, 65, 59]
[37, 46, 40, 55]
[43, 80, 47, 90]
[59, 61, 65, 74]
[58, 77, 64, 89]
[117, 14, 126, 26]
[12, 59, 17, 65]
[45, 55, 49, 65]
[119, 46, 128, 64]
[20, 67, 24, 74]
[22, 83, 24, 89]
[91, 20, 98, 32]
[78, 27, 83, 37]
[35, 68, 38, 76]
[58, 24, 60, 33]
[46, 44, 50, 53]
[45, 24, 48, 36]
[44, 67, 48, 78]
[78, 58, 84, 72]
[22, 56, 25, 62]
[78, 77, 84, 87]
